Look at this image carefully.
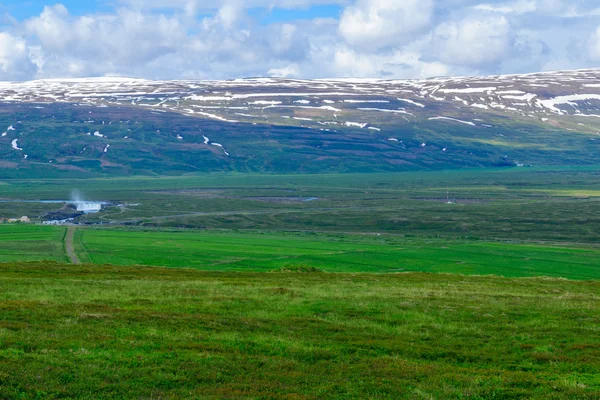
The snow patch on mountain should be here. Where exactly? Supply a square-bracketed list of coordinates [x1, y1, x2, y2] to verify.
[345, 122, 368, 128]
[539, 94, 600, 113]
[397, 98, 425, 108]
[429, 117, 476, 126]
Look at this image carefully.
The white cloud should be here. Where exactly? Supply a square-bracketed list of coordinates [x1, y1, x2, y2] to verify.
[0, 33, 35, 80]
[474, 0, 600, 18]
[25, 5, 187, 69]
[213, 4, 242, 30]
[22, 3, 269, 79]
[474, 0, 536, 14]
[339, 0, 433, 50]
[24, 5, 73, 51]
[432, 16, 512, 68]
[268, 65, 299, 77]
[118, 0, 351, 13]
[0, 0, 593, 81]
[589, 27, 600, 61]
[266, 24, 310, 61]
[332, 48, 450, 78]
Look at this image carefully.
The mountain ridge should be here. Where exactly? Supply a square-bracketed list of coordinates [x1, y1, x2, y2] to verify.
[0, 68, 598, 177]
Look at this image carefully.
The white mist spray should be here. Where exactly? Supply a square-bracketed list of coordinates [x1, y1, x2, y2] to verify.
[70, 189, 83, 203]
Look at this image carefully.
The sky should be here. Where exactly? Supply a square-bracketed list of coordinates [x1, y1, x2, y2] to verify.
[0, 0, 598, 80]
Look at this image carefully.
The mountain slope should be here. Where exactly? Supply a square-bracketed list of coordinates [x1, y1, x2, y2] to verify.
[0, 69, 599, 176]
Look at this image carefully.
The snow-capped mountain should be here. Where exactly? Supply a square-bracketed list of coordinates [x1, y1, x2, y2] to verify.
[0, 69, 598, 176]
[1, 69, 599, 124]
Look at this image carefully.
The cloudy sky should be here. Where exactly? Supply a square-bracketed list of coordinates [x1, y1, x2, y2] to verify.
[0, 0, 598, 80]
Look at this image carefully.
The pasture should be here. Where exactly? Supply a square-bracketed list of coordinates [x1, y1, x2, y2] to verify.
[0, 225, 67, 263]
[1, 263, 599, 399]
[0, 224, 599, 279]
[74, 228, 600, 279]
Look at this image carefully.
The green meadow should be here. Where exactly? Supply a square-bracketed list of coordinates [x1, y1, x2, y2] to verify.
[1, 263, 600, 399]
[72, 228, 600, 279]
[0, 225, 598, 279]
[0, 225, 67, 263]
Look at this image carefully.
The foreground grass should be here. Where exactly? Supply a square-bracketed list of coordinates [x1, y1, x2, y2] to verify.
[1, 263, 600, 399]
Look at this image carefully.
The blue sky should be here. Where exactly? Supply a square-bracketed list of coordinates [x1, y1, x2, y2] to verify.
[0, 0, 109, 19]
[0, 1, 343, 22]
[0, 1, 598, 80]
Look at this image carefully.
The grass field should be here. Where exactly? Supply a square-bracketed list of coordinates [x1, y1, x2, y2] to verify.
[73, 228, 600, 279]
[0, 224, 597, 279]
[0, 225, 67, 263]
[1, 263, 599, 399]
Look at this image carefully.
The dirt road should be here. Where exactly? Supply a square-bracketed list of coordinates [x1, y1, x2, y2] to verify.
[65, 226, 81, 264]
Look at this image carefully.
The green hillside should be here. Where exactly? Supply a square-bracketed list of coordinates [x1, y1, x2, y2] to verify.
[0, 103, 597, 177]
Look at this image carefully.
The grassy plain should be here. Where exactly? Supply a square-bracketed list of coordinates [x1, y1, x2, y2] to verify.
[73, 228, 600, 279]
[0, 225, 66, 263]
[0, 167, 597, 278]
[0, 224, 597, 279]
[1, 263, 600, 399]
[0, 167, 599, 242]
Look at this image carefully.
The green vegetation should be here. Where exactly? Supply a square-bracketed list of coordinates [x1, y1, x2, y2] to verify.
[70, 228, 600, 279]
[0, 167, 599, 242]
[0, 224, 595, 279]
[1, 102, 599, 177]
[0, 225, 66, 263]
[0, 168, 598, 398]
[1, 263, 599, 399]
[0, 167, 597, 279]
